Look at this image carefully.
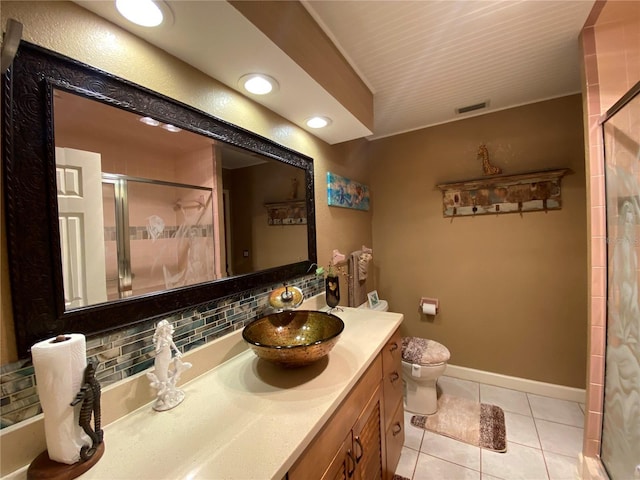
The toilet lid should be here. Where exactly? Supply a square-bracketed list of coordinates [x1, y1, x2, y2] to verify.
[401, 337, 450, 365]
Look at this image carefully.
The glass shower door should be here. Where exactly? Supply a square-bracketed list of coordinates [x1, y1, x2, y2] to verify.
[601, 83, 640, 480]
[127, 179, 216, 295]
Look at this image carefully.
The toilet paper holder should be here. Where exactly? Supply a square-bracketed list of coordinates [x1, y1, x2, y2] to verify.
[419, 297, 439, 315]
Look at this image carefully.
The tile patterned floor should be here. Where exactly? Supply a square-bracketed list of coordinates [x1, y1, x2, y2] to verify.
[395, 376, 585, 480]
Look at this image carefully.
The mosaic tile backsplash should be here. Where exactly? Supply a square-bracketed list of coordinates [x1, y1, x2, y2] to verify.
[0, 274, 324, 429]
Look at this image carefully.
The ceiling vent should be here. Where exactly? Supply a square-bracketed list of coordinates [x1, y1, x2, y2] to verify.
[455, 101, 489, 115]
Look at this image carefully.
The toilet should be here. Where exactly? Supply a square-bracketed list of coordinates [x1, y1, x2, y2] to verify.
[357, 299, 449, 415]
[401, 336, 450, 415]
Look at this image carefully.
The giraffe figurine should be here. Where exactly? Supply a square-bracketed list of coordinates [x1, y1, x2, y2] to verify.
[478, 144, 502, 176]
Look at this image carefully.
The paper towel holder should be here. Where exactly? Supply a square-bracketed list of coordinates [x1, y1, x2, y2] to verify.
[419, 297, 439, 315]
[27, 362, 105, 480]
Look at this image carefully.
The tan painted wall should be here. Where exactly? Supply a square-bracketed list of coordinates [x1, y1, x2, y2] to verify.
[0, 1, 373, 363]
[369, 95, 588, 388]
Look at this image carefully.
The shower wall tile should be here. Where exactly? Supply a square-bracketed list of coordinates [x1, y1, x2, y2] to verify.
[591, 206, 606, 238]
[589, 175, 606, 207]
[584, 439, 600, 458]
[582, 25, 597, 56]
[590, 296, 605, 327]
[591, 266, 606, 298]
[582, 3, 605, 462]
[588, 382, 604, 414]
[589, 114, 602, 138]
[589, 144, 604, 176]
[0, 274, 324, 429]
[587, 85, 602, 118]
[584, 53, 599, 87]
[590, 238, 606, 268]
[588, 354, 604, 387]
[590, 326, 606, 357]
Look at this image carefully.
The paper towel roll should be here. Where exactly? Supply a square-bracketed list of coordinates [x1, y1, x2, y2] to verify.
[422, 303, 437, 315]
[31, 334, 89, 464]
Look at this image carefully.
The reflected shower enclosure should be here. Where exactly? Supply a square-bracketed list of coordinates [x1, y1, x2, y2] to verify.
[53, 87, 309, 311]
[102, 176, 215, 301]
[54, 88, 225, 310]
[56, 145, 220, 309]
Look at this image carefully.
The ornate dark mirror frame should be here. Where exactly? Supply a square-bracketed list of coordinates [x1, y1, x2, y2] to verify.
[2, 42, 317, 356]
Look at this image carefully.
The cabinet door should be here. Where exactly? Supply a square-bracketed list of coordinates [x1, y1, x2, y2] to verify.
[353, 385, 384, 480]
[321, 431, 354, 480]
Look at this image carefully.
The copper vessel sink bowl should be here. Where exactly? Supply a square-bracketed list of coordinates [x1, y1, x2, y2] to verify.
[242, 310, 344, 367]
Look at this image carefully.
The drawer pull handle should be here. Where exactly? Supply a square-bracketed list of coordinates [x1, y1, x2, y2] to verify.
[392, 422, 402, 436]
[347, 449, 356, 477]
[389, 342, 399, 352]
[354, 436, 363, 462]
[389, 372, 400, 383]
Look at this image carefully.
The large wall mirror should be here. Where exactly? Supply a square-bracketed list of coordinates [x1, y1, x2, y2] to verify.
[2, 42, 317, 356]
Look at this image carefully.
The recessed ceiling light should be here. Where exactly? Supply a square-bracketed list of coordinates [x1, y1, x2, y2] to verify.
[140, 116, 160, 126]
[116, 0, 164, 27]
[306, 116, 332, 129]
[162, 124, 181, 133]
[239, 74, 278, 95]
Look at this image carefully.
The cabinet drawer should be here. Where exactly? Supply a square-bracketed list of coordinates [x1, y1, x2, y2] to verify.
[382, 329, 402, 377]
[382, 370, 403, 432]
[382, 329, 403, 431]
[384, 401, 405, 480]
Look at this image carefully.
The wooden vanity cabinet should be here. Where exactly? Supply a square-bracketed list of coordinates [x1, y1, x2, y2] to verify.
[288, 327, 404, 480]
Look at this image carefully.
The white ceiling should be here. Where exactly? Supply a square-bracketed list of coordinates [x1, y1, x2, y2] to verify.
[76, 0, 595, 144]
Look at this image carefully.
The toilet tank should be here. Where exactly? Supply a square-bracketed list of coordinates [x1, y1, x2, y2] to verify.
[358, 299, 389, 312]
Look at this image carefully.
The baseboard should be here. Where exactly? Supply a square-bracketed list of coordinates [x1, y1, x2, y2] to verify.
[444, 364, 586, 403]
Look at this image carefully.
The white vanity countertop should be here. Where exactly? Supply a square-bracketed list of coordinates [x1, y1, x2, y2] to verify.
[4, 306, 402, 480]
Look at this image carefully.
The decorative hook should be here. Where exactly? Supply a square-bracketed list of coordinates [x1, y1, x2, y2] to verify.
[332, 249, 346, 265]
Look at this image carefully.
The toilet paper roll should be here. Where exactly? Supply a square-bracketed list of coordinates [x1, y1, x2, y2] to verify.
[31, 334, 89, 464]
[421, 303, 437, 315]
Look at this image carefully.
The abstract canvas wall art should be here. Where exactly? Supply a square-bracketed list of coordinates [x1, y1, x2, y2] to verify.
[327, 172, 370, 211]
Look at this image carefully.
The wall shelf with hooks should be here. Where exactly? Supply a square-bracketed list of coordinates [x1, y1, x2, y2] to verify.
[265, 200, 307, 225]
[436, 168, 571, 217]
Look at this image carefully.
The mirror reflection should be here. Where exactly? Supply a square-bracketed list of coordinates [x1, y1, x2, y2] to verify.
[54, 89, 308, 309]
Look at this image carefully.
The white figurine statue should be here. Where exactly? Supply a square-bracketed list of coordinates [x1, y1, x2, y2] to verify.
[147, 320, 192, 411]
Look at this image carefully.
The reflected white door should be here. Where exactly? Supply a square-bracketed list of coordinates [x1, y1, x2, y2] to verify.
[56, 147, 107, 308]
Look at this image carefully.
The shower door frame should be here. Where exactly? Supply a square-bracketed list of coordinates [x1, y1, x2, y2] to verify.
[600, 79, 640, 480]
